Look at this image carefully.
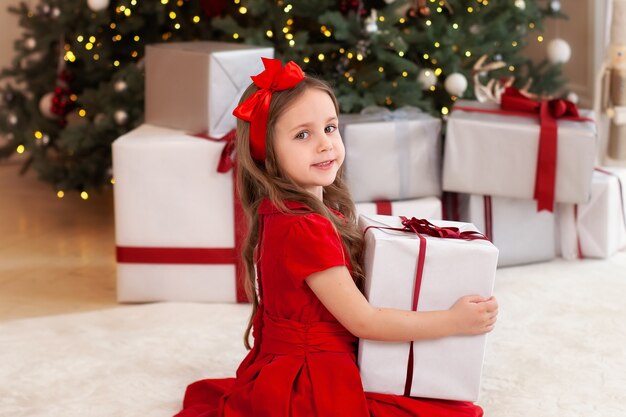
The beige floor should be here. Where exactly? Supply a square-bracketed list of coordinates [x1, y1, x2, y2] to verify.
[0, 161, 118, 321]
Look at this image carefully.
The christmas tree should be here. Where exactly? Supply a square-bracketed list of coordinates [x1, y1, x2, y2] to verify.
[0, 0, 566, 197]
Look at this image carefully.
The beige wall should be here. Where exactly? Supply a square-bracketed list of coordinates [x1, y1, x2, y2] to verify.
[524, 0, 613, 161]
[0, 2, 27, 87]
[524, 0, 608, 109]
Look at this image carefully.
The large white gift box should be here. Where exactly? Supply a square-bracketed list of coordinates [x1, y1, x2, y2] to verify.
[356, 197, 442, 219]
[357, 214, 498, 401]
[459, 194, 556, 267]
[112, 124, 246, 303]
[145, 41, 274, 136]
[442, 100, 597, 206]
[557, 168, 626, 259]
[341, 108, 441, 203]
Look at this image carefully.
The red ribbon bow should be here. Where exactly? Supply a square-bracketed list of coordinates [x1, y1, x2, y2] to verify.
[191, 129, 237, 173]
[400, 216, 489, 241]
[232, 58, 305, 161]
[500, 87, 585, 212]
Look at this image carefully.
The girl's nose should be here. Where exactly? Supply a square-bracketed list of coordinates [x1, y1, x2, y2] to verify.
[318, 131, 333, 152]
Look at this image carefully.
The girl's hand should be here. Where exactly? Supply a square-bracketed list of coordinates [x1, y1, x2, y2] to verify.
[448, 295, 498, 336]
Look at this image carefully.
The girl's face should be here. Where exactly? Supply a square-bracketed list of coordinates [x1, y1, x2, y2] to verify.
[272, 88, 345, 200]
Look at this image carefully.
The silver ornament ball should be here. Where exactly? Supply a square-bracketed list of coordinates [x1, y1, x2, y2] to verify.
[114, 110, 128, 125]
[114, 80, 128, 93]
[550, 0, 561, 12]
[25, 37, 36, 50]
[444, 73, 468, 97]
[87, 0, 110, 12]
[51, 7, 61, 17]
[38, 92, 57, 119]
[365, 21, 378, 34]
[566, 91, 579, 104]
[7, 112, 18, 126]
[547, 38, 571, 64]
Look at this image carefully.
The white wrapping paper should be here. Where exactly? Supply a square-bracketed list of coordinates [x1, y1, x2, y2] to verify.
[145, 41, 274, 136]
[557, 168, 626, 259]
[357, 214, 498, 401]
[341, 107, 442, 203]
[460, 194, 556, 267]
[442, 100, 597, 204]
[112, 124, 239, 302]
[355, 197, 442, 219]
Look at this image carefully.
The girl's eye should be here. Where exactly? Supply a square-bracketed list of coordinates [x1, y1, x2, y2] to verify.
[325, 124, 337, 133]
[295, 131, 309, 140]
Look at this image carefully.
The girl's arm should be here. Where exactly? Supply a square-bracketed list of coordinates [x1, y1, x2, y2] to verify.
[306, 266, 498, 342]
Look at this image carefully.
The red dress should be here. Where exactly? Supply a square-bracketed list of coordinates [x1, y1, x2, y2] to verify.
[175, 199, 484, 417]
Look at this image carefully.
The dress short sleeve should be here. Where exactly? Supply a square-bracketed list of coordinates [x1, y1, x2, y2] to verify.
[282, 214, 348, 285]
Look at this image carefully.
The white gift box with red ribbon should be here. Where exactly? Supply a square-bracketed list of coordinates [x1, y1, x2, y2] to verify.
[458, 194, 556, 267]
[357, 214, 498, 401]
[340, 107, 442, 203]
[112, 124, 247, 303]
[355, 197, 442, 219]
[557, 168, 626, 259]
[442, 99, 597, 210]
[145, 41, 274, 137]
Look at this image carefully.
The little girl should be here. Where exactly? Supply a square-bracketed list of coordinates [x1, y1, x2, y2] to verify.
[175, 58, 498, 417]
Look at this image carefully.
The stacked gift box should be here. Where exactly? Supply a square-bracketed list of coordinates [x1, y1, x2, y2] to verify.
[557, 167, 626, 260]
[340, 107, 444, 220]
[439, 93, 618, 266]
[112, 41, 273, 302]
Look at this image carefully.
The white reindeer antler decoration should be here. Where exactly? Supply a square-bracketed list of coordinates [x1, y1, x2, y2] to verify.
[472, 54, 511, 104]
[472, 55, 539, 103]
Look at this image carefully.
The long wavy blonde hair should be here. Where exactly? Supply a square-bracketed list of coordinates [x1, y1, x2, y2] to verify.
[235, 76, 365, 349]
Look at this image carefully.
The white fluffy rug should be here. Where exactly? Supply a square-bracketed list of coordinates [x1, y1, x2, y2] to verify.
[1, 253, 626, 417]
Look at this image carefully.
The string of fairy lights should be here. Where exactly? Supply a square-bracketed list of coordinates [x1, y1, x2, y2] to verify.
[8, 0, 563, 200]
[15, 0, 209, 200]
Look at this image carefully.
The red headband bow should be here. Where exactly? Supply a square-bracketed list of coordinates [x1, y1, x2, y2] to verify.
[232, 58, 305, 161]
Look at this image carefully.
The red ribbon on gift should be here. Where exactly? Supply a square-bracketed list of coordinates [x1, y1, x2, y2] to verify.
[363, 217, 488, 396]
[374, 200, 393, 215]
[116, 129, 249, 303]
[442, 192, 462, 222]
[573, 167, 626, 259]
[455, 88, 593, 213]
[483, 196, 493, 242]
